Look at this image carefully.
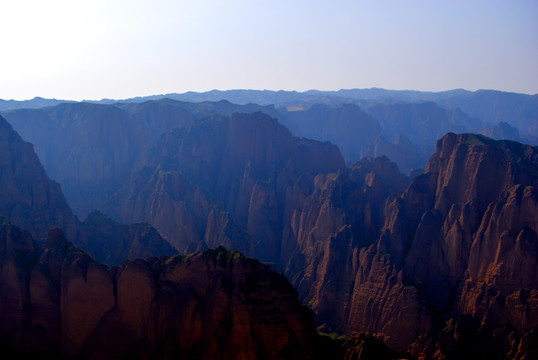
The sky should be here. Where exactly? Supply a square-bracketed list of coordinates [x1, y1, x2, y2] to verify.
[0, 0, 537, 101]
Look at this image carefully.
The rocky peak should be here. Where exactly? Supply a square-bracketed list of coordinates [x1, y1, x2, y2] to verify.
[427, 133, 538, 217]
[0, 222, 325, 359]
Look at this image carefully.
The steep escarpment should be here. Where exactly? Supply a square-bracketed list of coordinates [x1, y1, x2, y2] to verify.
[107, 111, 345, 263]
[0, 221, 323, 360]
[0, 115, 77, 242]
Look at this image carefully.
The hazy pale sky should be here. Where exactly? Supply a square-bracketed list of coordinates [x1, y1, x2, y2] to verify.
[1, 0, 537, 100]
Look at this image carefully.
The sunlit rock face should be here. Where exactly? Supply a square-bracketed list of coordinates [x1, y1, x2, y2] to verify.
[377, 134, 538, 357]
[283, 132, 538, 359]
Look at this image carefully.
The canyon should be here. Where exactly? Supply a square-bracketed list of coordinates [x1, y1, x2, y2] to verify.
[1, 90, 537, 359]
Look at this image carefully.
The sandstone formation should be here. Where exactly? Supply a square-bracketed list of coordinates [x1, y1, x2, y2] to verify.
[0, 221, 324, 359]
[282, 133, 538, 359]
[372, 134, 538, 357]
[102, 105, 538, 358]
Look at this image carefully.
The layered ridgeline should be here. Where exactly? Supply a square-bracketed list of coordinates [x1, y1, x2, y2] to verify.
[0, 114, 175, 264]
[0, 221, 328, 360]
[2, 100, 277, 217]
[3, 89, 536, 172]
[3, 99, 538, 358]
[4, 96, 525, 214]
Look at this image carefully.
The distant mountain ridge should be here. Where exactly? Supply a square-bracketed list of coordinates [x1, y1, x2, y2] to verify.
[0, 96, 75, 111]
[2, 87, 535, 109]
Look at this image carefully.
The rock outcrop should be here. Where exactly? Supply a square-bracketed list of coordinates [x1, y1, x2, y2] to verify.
[0, 221, 324, 359]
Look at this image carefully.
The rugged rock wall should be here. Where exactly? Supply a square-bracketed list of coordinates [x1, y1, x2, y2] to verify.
[369, 134, 537, 356]
[4, 96, 537, 359]
[0, 221, 323, 360]
[282, 133, 538, 358]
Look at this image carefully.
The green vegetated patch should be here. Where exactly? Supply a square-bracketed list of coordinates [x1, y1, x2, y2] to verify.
[462, 133, 490, 146]
[318, 329, 347, 342]
[164, 253, 187, 267]
[202, 246, 244, 263]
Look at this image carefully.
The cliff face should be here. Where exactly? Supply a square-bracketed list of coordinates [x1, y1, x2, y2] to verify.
[375, 133, 538, 357]
[0, 222, 322, 360]
[107, 112, 345, 264]
[0, 115, 77, 242]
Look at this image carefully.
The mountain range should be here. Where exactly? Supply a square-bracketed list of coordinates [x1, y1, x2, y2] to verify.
[0, 88, 537, 359]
